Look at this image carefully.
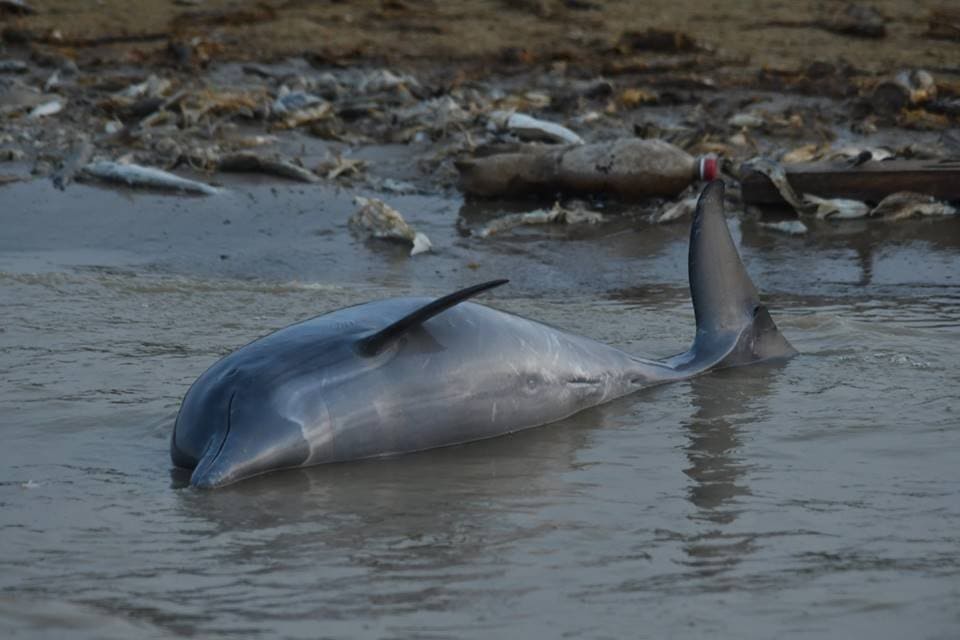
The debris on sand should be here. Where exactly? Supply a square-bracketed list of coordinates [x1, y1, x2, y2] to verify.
[271, 89, 325, 116]
[897, 107, 951, 131]
[0, 0, 34, 16]
[98, 75, 175, 119]
[781, 144, 824, 164]
[870, 70, 937, 116]
[217, 152, 319, 183]
[727, 112, 767, 129]
[350, 197, 432, 256]
[0, 60, 29, 74]
[369, 177, 418, 194]
[0, 148, 25, 161]
[0, 82, 60, 117]
[870, 192, 957, 220]
[758, 219, 809, 235]
[51, 137, 93, 190]
[804, 194, 871, 219]
[653, 193, 699, 223]
[740, 157, 814, 213]
[821, 3, 886, 38]
[82, 161, 220, 195]
[457, 138, 716, 200]
[392, 95, 471, 140]
[617, 88, 660, 108]
[826, 146, 894, 163]
[271, 88, 332, 128]
[178, 88, 267, 127]
[357, 68, 419, 95]
[116, 75, 173, 101]
[315, 154, 366, 181]
[488, 110, 583, 145]
[477, 201, 604, 237]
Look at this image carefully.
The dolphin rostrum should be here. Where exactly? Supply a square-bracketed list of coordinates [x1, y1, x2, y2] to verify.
[172, 183, 797, 488]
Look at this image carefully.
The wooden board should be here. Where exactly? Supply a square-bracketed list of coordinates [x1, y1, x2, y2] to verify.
[740, 159, 960, 206]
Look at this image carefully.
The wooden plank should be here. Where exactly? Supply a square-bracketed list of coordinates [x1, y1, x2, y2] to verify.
[740, 159, 960, 206]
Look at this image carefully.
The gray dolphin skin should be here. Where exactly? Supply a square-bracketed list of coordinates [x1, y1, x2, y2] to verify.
[171, 182, 797, 488]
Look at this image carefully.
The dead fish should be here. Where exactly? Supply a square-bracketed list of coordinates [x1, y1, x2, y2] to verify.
[218, 152, 319, 183]
[83, 161, 220, 195]
[804, 193, 870, 219]
[28, 100, 64, 119]
[350, 197, 432, 256]
[489, 110, 584, 145]
[758, 219, 809, 235]
[477, 201, 604, 237]
[870, 192, 957, 220]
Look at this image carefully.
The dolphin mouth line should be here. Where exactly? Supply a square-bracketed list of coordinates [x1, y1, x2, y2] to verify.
[213, 390, 235, 465]
[192, 390, 235, 484]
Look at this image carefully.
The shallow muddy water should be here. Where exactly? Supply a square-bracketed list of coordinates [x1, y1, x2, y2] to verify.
[1, 182, 959, 639]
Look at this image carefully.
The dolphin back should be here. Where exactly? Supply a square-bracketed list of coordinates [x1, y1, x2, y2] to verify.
[666, 182, 797, 374]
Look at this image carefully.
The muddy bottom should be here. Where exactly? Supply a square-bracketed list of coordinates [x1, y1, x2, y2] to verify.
[1, 180, 958, 638]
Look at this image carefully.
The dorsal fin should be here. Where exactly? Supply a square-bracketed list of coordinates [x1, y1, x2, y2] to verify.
[356, 279, 509, 356]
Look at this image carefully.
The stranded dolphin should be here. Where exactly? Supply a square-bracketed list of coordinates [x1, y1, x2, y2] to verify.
[172, 182, 796, 488]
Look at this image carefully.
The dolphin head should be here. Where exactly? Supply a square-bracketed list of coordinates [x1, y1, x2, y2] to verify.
[171, 357, 315, 489]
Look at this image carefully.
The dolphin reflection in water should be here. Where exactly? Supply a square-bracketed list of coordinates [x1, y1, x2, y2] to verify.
[172, 183, 797, 488]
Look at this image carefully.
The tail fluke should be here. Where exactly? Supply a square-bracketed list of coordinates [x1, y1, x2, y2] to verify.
[667, 182, 796, 373]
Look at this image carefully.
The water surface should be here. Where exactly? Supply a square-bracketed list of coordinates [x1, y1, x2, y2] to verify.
[1, 183, 958, 639]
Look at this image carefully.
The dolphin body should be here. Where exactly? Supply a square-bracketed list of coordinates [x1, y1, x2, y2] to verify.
[172, 183, 797, 488]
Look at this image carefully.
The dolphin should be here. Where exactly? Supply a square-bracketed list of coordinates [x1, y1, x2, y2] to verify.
[172, 183, 796, 488]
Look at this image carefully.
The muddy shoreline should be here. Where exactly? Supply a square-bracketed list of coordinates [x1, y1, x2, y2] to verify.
[2, 1, 960, 215]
